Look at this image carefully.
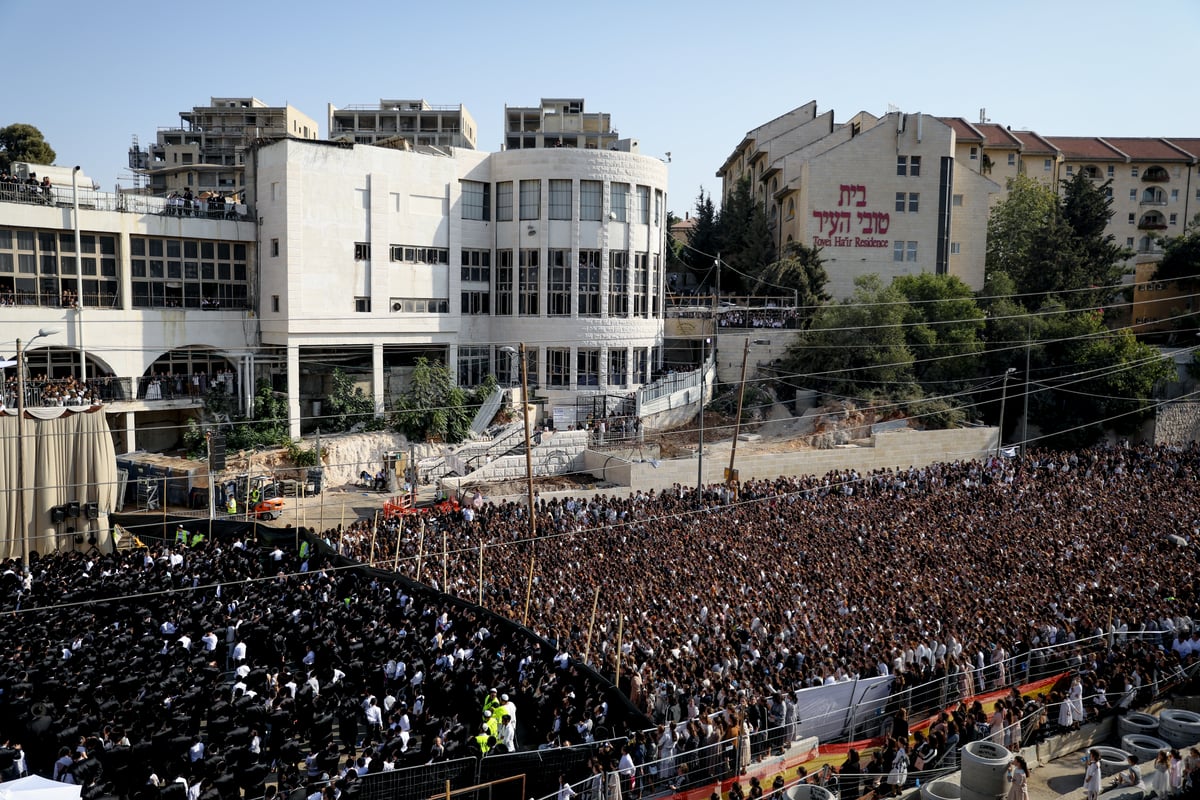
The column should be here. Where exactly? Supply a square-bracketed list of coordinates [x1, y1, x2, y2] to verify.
[288, 346, 301, 439]
[372, 342, 385, 417]
[124, 411, 137, 454]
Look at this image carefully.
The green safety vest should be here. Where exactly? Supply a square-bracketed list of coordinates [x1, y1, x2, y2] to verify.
[227, 497, 237, 514]
[475, 733, 490, 755]
[190, 532, 205, 547]
[299, 541, 310, 559]
[175, 527, 188, 544]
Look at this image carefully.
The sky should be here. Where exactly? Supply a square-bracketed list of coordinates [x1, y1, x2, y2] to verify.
[7, 0, 1200, 216]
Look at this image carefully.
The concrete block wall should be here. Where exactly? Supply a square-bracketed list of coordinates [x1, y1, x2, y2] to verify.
[442, 429, 590, 490]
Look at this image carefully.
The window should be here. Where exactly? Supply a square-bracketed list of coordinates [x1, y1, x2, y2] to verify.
[355, 296, 371, 313]
[896, 193, 918, 212]
[1007, 153, 1016, 166]
[270, 238, 279, 257]
[391, 245, 449, 264]
[1066, 165, 1074, 176]
[461, 249, 491, 283]
[354, 242, 371, 261]
[390, 298, 450, 314]
[636, 185, 650, 224]
[580, 180, 602, 220]
[1132, 166, 1140, 178]
[1126, 237, 1135, 247]
[893, 241, 905, 262]
[896, 156, 907, 176]
[518, 248, 539, 315]
[461, 180, 490, 221]
[608, 349, 628, 388]
[548, 249, 571, 316]
[1130, 189, 1138, 202]
[461, 291, 490, 315]
[950, 242, 961, 255]
[548, 348, 570, 387]
[1105, 187, 1113, 200]
[1044, 159, 1052, 172]
[1170, 213, 1178, 225]
[495, 250, 513, 315]
[906, 241, 918, 262]
[636, 348, 650, 385]
[654, 190, 663, 226]
[611, 183, 629, 222]
[577, 349, 600, 387]
[496, 182, 513, 221]
[579, 250, 601, 316]
[787, 198, 795, 219]
[549, 180, 572, 220]
[1128, 213, 1136, 224]
[633, 252, 649, 317]
[609, 251, 629, 317]
[519, 180, 540, 220]
[271, 295, 280, 312]
[458, 346, 490, 388]
[909, 156, 921, 176]
[969, 147, 978, 160]
[127, 235, 247, 310]
[895, 192, 906, 212]
[1171, 189, 1179, 202]
[952, 194, 964, 207]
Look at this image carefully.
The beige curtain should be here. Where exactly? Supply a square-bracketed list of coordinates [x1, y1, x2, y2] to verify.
[0, 407, 118, 561]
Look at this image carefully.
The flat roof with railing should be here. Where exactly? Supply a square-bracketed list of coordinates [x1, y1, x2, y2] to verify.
[0, 182, 253, 220]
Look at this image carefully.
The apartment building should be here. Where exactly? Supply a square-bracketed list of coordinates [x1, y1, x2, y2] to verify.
[327, 99, 478, 150]
[504, 98, 621, 151]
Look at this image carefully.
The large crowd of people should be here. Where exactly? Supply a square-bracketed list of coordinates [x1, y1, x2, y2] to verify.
[2, 442, 1200, 800]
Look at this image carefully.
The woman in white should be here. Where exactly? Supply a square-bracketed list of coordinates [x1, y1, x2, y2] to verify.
[887, 737, 909, 798]
[1148, 750, 1170, 799]
[656, 724, 675, 789]
[1068, 676, 1085, 728]
[1084, 750, 1103, 800]
[1007, 756, 1029, 800]
[1057, 690, 1075, 730]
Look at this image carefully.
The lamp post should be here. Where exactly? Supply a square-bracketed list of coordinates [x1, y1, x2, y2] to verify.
[72, 166, 86, 383]
[16, 328, 60, 575]
[997, 367, 1016, 459]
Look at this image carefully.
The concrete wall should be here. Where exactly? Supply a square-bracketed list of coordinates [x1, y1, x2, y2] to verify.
[624, 426, 998, 491]
[441, 429, 590, 491]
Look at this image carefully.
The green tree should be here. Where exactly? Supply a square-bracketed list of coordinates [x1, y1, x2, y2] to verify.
[716, 177, 776, 294]
[325, 368, 381, 432]
[1057, 172, 1130, 309]
[1154, 215, 1200, 283]
[781, 275, 917, 399]
[390, 358, 492, 443]
[985, 175, 1058, 293]
[0, 123, 56, 172]
[680, 188, 719, 289]
[754, 241, 829, 327]
[892, 273, 986, 390]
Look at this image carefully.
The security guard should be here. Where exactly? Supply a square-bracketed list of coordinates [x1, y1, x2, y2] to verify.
[174, 524, 189, 546]
[226, 495, 237, 516]
[190, 530, 205, 547]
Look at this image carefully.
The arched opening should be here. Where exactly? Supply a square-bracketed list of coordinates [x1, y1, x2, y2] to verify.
[1137, 211, 1167, 230]
[1141, 187, 1166, 204]
[1082, 165, 1101, 179]
[141, 346, 235, 401]
[1143, 165, 1169, 183]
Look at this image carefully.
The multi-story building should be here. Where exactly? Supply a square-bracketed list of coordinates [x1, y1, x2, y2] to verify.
[504, 98, 620, 151]
[130, 97, 319, 197]
[0, 174, 258, 453]
[249, 103, 668, 436]
[327, 99, 478, 150]
[718, 102, 1200, 304]
[718, 102, 999, 298]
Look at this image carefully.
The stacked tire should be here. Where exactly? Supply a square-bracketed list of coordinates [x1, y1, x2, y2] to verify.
[1158, 710, 1200, 749]
[1117, 712, 1159, 739]
[921, 780, 962, 800]
[786, 786, 835, 800]
[1121, 733, 1171, 764]
[1092, 746, 1132, 776]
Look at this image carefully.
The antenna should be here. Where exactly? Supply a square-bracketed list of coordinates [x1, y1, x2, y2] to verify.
[979, 107, 990, 124]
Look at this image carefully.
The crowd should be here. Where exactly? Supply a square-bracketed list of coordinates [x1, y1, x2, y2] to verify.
[0, 170, 54, 205]
[164, 189, 242, 219]
[2, 376, 103, 408]
[3, 442, 1200, 800]
[717, 309, 801, 329]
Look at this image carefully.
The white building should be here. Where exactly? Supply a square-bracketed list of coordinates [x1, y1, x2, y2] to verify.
[248, 135, 669, 436]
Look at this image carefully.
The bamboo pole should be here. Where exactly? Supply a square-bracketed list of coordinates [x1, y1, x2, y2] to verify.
[416, 517, 426, 582]
[614, 613, 625, 690]
[442, 528, 448, 591]
[521, 549, 536, 627]
[478, 542, 485, 606]
[392, 520, 403, 572]
[583, 585, 601, 666]
[368, 511, 379, 566]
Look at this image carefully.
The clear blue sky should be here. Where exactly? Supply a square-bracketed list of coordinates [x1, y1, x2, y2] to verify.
[8, 0, 1199, 215]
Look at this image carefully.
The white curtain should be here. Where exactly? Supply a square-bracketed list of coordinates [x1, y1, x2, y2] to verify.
[0, 406, 118, 561]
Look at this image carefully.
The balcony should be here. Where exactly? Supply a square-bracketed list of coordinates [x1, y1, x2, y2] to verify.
[1143, 166, 1170, 183]
[0, 182, 253, 220]
[1138, 215, 1168, 230]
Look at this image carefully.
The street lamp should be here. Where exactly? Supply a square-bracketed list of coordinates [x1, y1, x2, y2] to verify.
[16, 328, 60, 575]
[72, 166, 87, 383]
[997, 367, 1016, 459]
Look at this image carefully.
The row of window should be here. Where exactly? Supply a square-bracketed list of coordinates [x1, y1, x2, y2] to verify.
[896, 156, 922, 177]
[462, 180, 663, 225]
[456, 346, 654, 389]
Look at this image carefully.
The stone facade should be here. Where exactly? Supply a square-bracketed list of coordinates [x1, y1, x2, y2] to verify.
[1155, 402, 1200, 445]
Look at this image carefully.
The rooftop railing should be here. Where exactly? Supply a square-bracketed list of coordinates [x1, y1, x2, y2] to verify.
[0, 182, 253, 220]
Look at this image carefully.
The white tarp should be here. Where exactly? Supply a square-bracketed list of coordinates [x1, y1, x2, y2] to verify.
[0, 775, 82, 800]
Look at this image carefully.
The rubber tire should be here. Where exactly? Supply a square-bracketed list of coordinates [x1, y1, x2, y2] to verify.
[785, 786, 835, 800]
[1158, 709, 1200, 747]
[1120, 733, 1171, 763]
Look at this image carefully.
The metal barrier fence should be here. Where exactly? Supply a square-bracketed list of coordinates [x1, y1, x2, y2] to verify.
[635, 357, 711, 409]
[359, 756, 479, 800]
[0, 182, 253, 220]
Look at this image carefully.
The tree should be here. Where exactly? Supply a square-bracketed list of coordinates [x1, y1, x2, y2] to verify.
[1154, 215, 1200, 283]
[680, 188, 719, 288]
[716, 177, 776, 294]
[0, 124, 55, 172]
[325, 368, 381, 432]
[892, 273, 986, 390]
[986, 175, 1058, 293]
[391, 359, 496, 443]
[754, 241, 829, 327]
[780, 275, 917, 399]
[1057, 172, 1130, 309]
